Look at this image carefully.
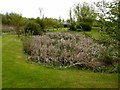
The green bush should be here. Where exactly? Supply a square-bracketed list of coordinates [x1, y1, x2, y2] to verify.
[21, 31, 32, 54]
[77, 22, 91, 31]
[69, 23, 76, 31]
[39, 20, 45, 32]
[75, 23, 82, 32]
[69, 22, 92, 32]
[36, 18, 46, 32]
[24, 20, 42, 35]
[98, 46, 119, 66]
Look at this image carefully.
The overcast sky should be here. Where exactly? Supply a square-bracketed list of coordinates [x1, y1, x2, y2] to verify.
[0, 0, 113, 20]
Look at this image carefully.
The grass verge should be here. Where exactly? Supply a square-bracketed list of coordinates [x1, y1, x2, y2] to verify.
[0, 35, 2, 89]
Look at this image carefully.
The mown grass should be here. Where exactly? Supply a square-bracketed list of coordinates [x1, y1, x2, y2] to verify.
[46, 28, 68, 32]
[46, 27, 103, 40]
[2, 34, 118, 88]
[85, 27, 101, 38]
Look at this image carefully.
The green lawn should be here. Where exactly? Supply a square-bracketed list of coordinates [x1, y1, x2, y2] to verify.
[2, 34, 118, 88]
[46, 28, 69, 32]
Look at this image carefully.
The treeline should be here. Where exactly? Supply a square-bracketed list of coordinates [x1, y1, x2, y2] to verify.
[1, 12, 64, 36]
[67, 0, 119, 41]
[67, 2, 97, 31]
[1, 0, 120, 41]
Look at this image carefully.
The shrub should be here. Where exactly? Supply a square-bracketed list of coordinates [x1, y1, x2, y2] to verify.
[26, 32, 105, 68]
[23, 32, 119, 73]
[75, 23, 82, 32]
[21, 31, 32, 54]
[98, 48, 113, 65]
[24, 20, 42, 35]
[78, 22, 91, 31]
[98, 45, 119, 65]
[36, 18, 46, 32]
[69, 23, 76, 31]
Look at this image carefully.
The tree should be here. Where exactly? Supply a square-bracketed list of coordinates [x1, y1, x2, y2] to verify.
[9, 12, 24, 36]
[36, 17, 45, 32]
[95, 0, 110, 32]
[95, 0, 120, 41]
[108, 0, 120, 41]
[74, 2, 97, 26]
[95, 0, 119, 71]
[43, 18, 63, 30]
[24, 20, 42, 35]
[68, 2, 96, 31]
[69, 8, 76, 31]
[2, 12, 25, 36]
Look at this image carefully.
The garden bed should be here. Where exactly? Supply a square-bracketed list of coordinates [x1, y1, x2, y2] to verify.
[23, 32, 119, 73]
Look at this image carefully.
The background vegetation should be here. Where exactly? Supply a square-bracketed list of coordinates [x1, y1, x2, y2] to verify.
[1, 0, 120, 88]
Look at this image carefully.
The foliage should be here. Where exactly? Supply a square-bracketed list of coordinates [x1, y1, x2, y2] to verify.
[24, 20, 42, 35]
[1, 12, 64, 35]
[21, 32, 118, 72]
[68, 2, 96, 31]
[43, 18, 63, 29]
[21, 31, 33, 54]
[68, 8, 76, 31]
[95, 0, 120, 41]
[36, 17, 45, 32]
[69, 23, 76, 31]
[2, 12, 25, 36]
[98, 47, 118, 65]
[2, 13, 9, 25]
[94, 0, 119, 73]
[74, 2, 96, 22]
[76, 22, 91, 31]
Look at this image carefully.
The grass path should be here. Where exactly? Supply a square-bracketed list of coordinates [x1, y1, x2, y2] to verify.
[2, 34, 118, 88]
